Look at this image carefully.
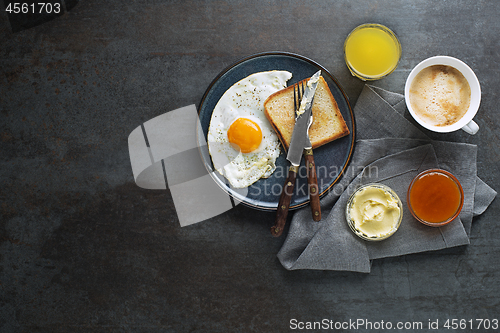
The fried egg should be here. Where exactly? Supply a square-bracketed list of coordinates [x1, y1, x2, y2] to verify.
[207, 70, 292, 188]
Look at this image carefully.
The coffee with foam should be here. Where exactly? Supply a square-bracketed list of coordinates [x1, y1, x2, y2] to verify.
[408, 65, 471, 127]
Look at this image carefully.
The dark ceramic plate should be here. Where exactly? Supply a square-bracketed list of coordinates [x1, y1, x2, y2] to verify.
[197, 52, 355, 211]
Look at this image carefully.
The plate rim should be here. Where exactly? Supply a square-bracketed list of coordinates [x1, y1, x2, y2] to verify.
[197, 51, 356, 211]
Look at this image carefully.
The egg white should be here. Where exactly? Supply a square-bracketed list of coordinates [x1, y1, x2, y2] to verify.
[207, 70, 292, 188]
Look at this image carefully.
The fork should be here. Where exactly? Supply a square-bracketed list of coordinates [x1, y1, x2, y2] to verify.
[294, 81, 321, 221]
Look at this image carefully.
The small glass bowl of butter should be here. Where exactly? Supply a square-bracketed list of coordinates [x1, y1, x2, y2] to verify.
[345, 183, 403, 241]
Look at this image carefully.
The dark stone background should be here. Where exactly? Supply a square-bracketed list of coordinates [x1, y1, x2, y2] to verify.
[1, 1, 499, 332]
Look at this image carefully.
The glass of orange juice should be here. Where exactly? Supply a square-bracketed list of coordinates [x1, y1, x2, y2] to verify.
[344, 23, 401, 81]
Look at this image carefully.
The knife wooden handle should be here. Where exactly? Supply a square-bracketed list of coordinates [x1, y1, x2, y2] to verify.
[304, 148, 321, 221]
[271, 165, 298, 237]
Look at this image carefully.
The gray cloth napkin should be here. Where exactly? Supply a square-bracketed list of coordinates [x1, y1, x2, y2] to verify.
[277, 85, 497, 273]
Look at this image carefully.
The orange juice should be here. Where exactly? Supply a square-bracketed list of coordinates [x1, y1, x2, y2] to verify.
[344, 24, 401, 80]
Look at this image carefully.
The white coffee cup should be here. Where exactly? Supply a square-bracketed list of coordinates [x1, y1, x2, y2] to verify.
[405, 56, 481, 135]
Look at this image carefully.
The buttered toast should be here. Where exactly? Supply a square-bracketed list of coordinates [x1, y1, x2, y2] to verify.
[264, 76, 350, 150]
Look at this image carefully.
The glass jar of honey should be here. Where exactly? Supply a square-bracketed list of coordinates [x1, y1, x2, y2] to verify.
[407, 169, 464, 227]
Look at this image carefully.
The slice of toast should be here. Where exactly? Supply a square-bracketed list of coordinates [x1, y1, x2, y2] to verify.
[264, 76, 350, 150]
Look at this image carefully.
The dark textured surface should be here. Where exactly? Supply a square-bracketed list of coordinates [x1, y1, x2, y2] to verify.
[1, 1, 499, 332]
[3, 1, 78, 32]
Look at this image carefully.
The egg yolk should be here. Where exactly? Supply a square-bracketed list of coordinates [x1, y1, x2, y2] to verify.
[227, 118, 262, 153]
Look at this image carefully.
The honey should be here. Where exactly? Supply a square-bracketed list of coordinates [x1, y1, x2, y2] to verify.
[408, 170, 463, 224]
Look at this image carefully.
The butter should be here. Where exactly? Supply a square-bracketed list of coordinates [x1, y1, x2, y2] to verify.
[296, 96, 309, 116]
[307, 74, 320, 86]
[296, 75, 321, 117]
[348, 185, 401, 238]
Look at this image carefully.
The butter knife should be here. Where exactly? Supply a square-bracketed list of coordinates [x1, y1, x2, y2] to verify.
[271, 70, 321, 237]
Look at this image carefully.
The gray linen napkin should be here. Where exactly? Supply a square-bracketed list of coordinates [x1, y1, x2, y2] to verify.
[277, 85, 497, 273]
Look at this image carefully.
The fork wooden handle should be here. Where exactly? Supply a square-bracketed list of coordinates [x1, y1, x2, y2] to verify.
[304, 148, 321, 221]
[271, 165, 298, 237]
